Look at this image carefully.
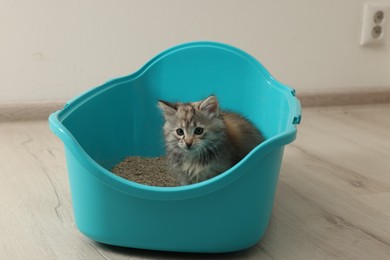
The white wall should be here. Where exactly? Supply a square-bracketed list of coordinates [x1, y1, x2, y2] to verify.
[1, 0, 390, 102]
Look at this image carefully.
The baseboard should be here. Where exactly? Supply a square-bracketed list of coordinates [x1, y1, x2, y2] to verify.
[298, 87, 390, 107]
[1, 88, 390, 121]
[0, 100, 66, 122]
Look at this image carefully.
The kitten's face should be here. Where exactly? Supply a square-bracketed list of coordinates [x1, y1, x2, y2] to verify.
[159, 96, 224, 156]
[170, 106, 206, 151]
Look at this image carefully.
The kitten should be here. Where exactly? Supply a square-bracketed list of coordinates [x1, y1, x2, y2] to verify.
[158, 95, 264, 185]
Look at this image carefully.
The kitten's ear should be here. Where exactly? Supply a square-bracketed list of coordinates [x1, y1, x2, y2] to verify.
[158, 100, 177, 117]
[199, 95, 219, 118]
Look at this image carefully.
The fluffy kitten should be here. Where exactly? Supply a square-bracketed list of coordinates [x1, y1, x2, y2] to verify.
[158, 95, 264, 185]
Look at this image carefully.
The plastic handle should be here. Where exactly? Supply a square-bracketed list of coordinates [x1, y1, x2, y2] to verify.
[291, 89, 302, 125]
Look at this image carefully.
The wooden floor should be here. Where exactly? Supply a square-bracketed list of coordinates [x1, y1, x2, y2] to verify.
[1, 104, 390, 259]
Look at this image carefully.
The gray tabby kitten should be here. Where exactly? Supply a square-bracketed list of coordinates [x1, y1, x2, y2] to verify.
[158, 95, 264, 185]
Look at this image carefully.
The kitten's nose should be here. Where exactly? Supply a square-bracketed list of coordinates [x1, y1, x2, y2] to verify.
[185, 140, 193, 148]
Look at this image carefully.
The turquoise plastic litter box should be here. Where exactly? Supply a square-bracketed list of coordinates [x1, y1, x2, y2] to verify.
[49, 41, 301, 253]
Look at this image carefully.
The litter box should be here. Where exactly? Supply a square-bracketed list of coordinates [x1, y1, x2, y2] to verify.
[49, 41, 301, 253]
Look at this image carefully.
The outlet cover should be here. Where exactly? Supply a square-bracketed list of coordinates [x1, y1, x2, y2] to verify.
[360, 3, 388, 46]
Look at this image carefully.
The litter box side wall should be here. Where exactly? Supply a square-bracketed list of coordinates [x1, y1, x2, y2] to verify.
[63, 143, 285, 253]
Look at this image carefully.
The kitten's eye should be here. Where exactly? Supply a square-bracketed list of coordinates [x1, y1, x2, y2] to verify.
[176, 128, 184, 136]
[194, 127, 204, 135]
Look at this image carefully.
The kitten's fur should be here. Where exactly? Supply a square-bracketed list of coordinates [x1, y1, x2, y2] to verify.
[158, 95, 264, 185]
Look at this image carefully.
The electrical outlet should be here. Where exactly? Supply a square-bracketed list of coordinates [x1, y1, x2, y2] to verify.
[360, 3, 388, 46]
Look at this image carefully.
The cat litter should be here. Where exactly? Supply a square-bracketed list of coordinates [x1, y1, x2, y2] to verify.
[49, 41, 301, 253]
[111, 156, 179, 187]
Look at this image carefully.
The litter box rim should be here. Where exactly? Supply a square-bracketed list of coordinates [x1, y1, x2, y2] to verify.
[49, 41, 301, 201]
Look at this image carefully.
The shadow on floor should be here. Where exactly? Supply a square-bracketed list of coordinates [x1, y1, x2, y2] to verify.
[94, 241, 262, 259]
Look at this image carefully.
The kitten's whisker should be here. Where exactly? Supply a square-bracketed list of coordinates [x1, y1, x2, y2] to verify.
[207, 141, 218, 159]
[203, 147, 209, 161]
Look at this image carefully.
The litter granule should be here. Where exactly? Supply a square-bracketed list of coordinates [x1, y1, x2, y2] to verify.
[111, 156, 179, 187]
